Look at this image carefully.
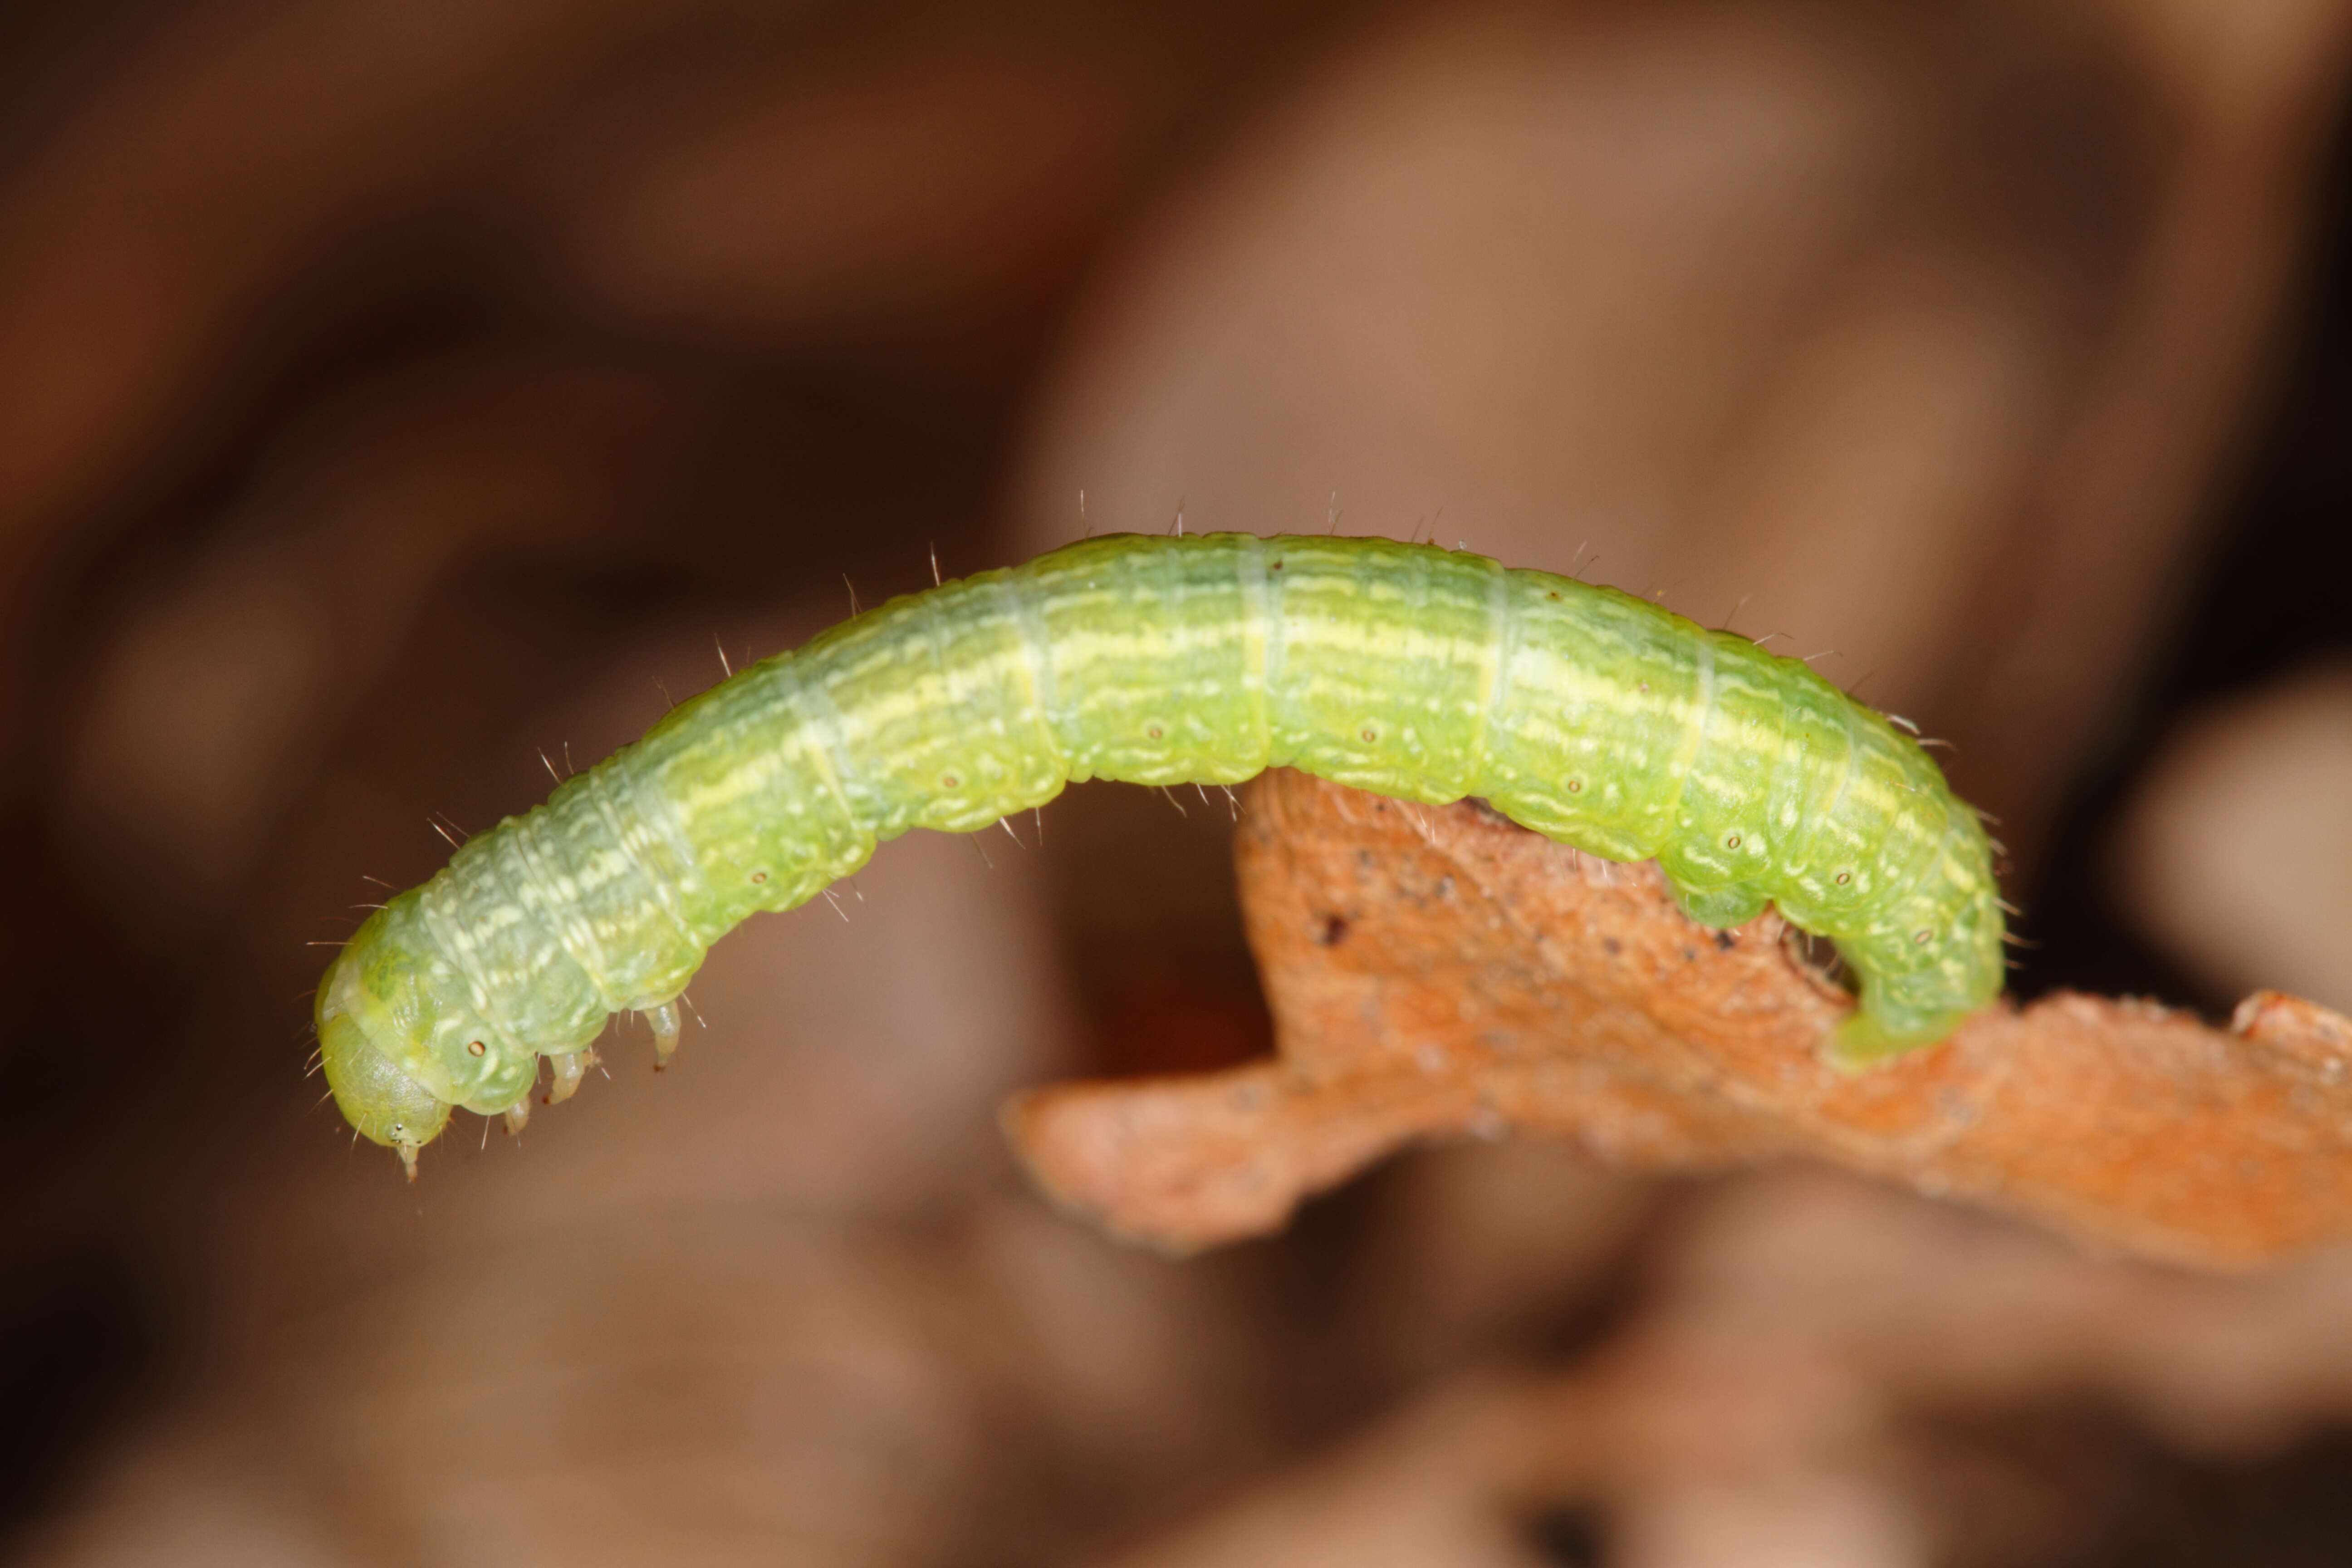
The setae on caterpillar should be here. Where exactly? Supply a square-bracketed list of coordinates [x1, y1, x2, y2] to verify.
[317, 533, 2005, 1176]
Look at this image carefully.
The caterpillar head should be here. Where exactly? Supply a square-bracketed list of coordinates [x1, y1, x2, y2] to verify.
[315, 895, 531, 1177]
[318, 1003, 451, 1178]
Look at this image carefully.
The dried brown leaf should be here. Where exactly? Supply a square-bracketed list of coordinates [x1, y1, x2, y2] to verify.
[1005, 771, 2352, 1268]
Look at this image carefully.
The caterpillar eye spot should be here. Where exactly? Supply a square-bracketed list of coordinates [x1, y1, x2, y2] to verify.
[1548, 591, 1560, 600]
[466, 1040, 486, 1057]
[1361, 727, 1378, 743]
[940, 774, 960, 790]
[1566, 779, 1582, 793]
[1835, 871, 1852, 885]
[1915, 928, 1935, 945]
[1147, 725, 1163, 739]
[1725, 834, 1741, 849]
[750, 871, 768, 885]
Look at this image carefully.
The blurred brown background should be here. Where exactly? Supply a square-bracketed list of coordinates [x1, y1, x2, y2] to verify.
[2, 0, 2350, 1563]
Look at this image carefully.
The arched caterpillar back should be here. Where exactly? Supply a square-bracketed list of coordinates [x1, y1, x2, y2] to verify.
[317, 533, 2005, 1175]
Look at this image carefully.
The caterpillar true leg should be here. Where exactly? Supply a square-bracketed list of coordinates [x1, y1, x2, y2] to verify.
[315, 532, 2006, 1172]
[642, 1001, 684, 1068]
[545, 1048, 595, 1105]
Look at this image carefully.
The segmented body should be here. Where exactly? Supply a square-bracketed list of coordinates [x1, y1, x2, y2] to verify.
[318, 533, 2005, 1170]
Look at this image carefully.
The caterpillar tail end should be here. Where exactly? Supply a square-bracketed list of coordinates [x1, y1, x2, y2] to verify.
[1824, 1007, 1974, 1072]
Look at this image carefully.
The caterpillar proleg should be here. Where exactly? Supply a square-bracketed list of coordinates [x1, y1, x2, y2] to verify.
[318, 533, 2005, 1175]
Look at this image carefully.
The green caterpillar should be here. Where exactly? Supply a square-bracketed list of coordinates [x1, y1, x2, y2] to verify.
[318, 533, 2004, 1175]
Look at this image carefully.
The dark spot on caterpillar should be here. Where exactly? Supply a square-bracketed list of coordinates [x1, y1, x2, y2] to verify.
[466, 1040, 486, 1057]
[941, 774, 960, 789]
[1147, 725, 1163, 739]
[1713, 930, 1736, 951]
[1271, 559, 1284, 569]
[1361, 727, 1378, 743]
[1602, 937, 1622, 955]
[1725, 833, 1741, 849]
[1682, 946, 1698, 962]
[1548, 591, 1560, 600]
[1835, 871, 1852, 885]
[1317, 914, 1351, 946]
[1915, 928, 1934, 944]
[1566, 779, 1582, 793]
[750, 871, 768, 884]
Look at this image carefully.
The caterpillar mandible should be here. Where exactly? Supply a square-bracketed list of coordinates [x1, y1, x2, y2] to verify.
[317, 533, 2005, 1176]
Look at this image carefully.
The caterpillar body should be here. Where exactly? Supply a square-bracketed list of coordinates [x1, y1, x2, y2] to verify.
[318, 533, 2004, 1174]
